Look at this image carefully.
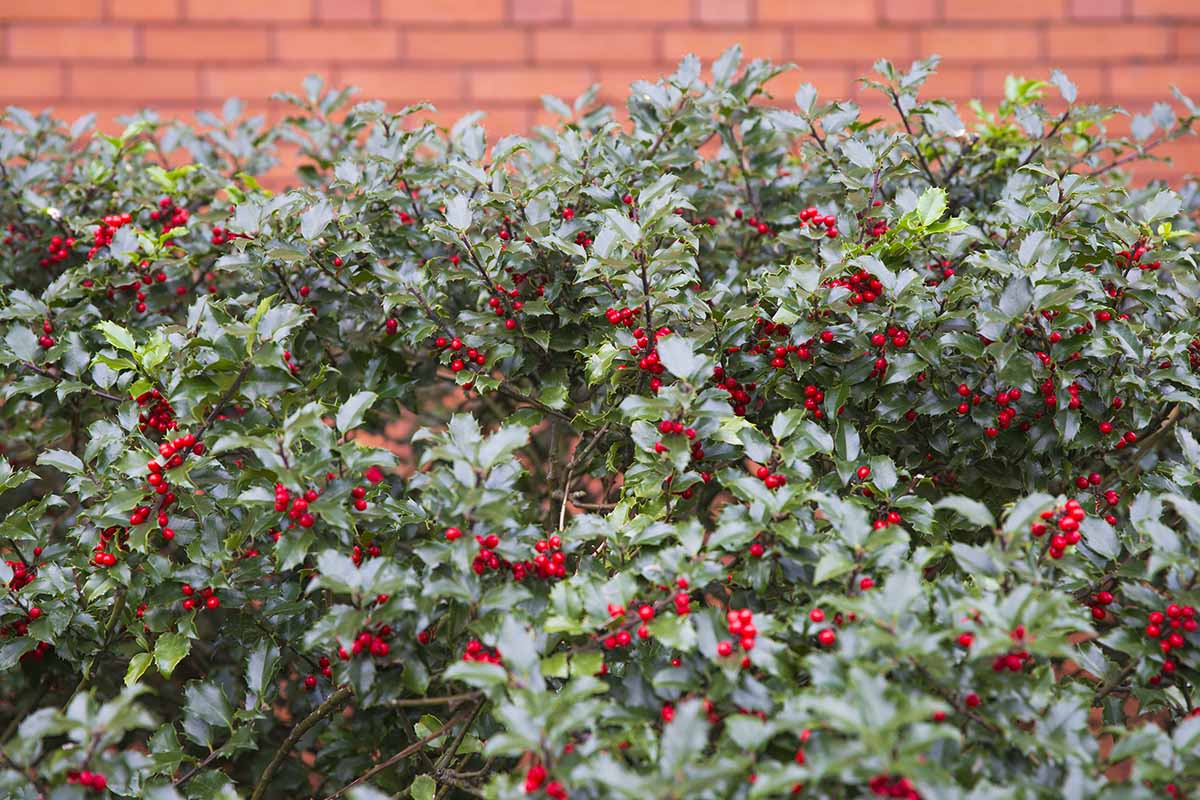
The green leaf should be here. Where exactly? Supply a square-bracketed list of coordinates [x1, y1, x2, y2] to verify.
[916, 187, 947, 226]
[934, 496, 995, 529]
[155, 633, 191, 678]
[336, 390, 378, 432]
[656, 336, 708, 382]
[36, 449, 84, 475]
[125, 653, 154, 687]
[95, 320, 138, 354]
[410, 775, 436, 800]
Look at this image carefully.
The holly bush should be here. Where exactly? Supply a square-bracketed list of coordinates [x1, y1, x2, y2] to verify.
[3, 49, 1200, 800]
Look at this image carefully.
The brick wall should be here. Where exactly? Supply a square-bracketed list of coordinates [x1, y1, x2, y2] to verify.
[2, 0, 1199, 179]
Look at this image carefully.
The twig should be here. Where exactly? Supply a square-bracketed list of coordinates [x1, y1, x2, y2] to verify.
[322, 708, 468, 800]
[888, 90, 938, 187]
[195, 361, 253, 442]
[251, 684, 354, 800]
[1114, 403, 1182, 486]
[387, 691, 482, 708]
[558, 425, 610, 531]
[173, 746, 224, 787]
[21, 361, 124, 403]
[62, 589, 126, 709]
[1094, 660, 1138, 703]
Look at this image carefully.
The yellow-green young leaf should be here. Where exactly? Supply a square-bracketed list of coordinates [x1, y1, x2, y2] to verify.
[410, 775, 436, 800]
[541, 651, 569, 678]
[155, 633, 191, 678]
[125, 652, 154, 687]
[570, 650, 604, 679]
[915, 187, 947, 227]
[95, 320, 138, 355]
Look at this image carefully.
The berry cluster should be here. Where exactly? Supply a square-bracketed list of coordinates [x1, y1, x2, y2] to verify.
[87, 212, 132, 260]
[1117, 239, 1161, 271]
[733, 207, 775, 237]
[66, 770, 108, 793]
[825, 269, 884, 305]
[716, 608, 757, 666]
[349, 484, 369, 512]
[524, 763, 567, 799]
[982, 386, 1022, 437]
[350, 542, 381, 566]
[6, 556, 36, 591]
[711, 365, 756, 417]
[923, 258, 956, 286]
[339, 628, 392, 659]
[753, 463, 788, 491]
[432, 336, 487, 374]
[797, 205, 839, 238]
[624, 326, 673, 392]
[1029, 498, 1087, 559]
[990, 626, 1032, 673]
[1086, 589, 1116, 620]
[867, 775, 921, 799]
[512, 534, 566, 581]
[149, 196, 189, 233]
[302, 656, 332, 692]
[461, 639, 502, 664]
[275, 483, 319, 529]
[1145, 603, 1196, 683]
[136, 388, 178, 435]
[37, 319, 54, 349]
[810, 607, 837, 647]
[92, 526, 127, 567]
[180, 584, 220, 611]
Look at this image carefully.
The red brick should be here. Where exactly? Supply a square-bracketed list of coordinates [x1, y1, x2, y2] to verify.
[758, 0, 875, 23]
[415, 103, 533, 135]
[511, 0, 568, 23]
[1110, 63, 1200, 96]
[143, 27, 271, 62]
[70, 65, 201, 101]
[790, 29, 915, 64]
[407, 29, 529, 64]
[183, 0, 311, 21]
[574, 0, 690, 23]
[315, 0, 377, 20]
[662, 30, 787, 62]
[1131, 0, 1200, 16]
[1047, 23, 1169, 60]
[918, 65, 981, 98]
[468, 67, 593, 102]
[919, 26, 1042, 61]
[1, 0, 102, 19]
[9, 24, 136, 59]
[944, 0, 1067, 20]
[108, 0, 182, 20]
[765, 67, 853, 103]
[1179, 26, 1200, 56]
[532, 29, 655, 64]
[0, 65, 64, 99]
[275, 27, 399, 62]
[594, 67, 663, 101]
[1067, 0, 1127, 18]
[882, 0, 941, 22]
[379, 0, 504, 22]
[337, 66, 465, 102]
[696, 0, 752, 24]
[203, 66, 323, 100]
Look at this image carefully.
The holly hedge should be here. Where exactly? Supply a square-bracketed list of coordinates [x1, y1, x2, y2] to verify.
[2, 49, 1200, 800]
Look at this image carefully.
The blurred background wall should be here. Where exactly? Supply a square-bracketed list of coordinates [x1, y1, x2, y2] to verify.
[1, 0, 1198, 180]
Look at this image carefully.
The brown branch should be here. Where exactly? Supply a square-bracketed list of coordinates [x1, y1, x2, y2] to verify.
[251, 684, 354, 800]
[321, 707, 469, 800]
